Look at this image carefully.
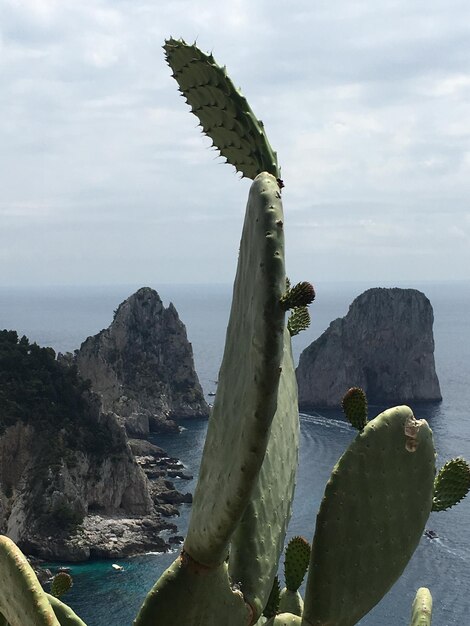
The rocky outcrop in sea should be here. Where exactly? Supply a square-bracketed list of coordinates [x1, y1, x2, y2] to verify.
[74, 287, 209, 435]
[297, 288, 442, 409]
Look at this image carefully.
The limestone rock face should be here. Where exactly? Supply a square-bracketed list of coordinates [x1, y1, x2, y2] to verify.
[76, 287, 209, 435]
[297, 288, 442, 409]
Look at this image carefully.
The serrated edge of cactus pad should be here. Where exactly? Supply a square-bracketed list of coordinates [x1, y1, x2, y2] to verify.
[164, 38, 280, 180]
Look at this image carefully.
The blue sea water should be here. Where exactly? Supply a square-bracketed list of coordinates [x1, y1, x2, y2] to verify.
[0, 281, 469, 626]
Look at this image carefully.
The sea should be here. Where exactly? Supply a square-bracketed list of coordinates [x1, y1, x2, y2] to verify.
[0, 280, 469, 626]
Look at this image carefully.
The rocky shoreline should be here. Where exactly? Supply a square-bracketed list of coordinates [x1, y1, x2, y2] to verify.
[23, 438, 193, 563]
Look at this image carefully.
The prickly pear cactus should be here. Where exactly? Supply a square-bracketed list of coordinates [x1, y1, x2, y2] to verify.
[341, 386, 368, 431]
[409, 587, 433, 626]
[0, 535, 60, 626]
[432, 457, 470, 511]
[303, 406, 436, 626]
[164, 38, 280, 180]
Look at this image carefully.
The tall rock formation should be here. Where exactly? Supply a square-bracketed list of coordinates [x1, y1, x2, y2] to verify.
[297, 288, 442, 409]
[76, 287, 209, 435]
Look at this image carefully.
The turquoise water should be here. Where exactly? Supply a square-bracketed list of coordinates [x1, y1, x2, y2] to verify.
[1, 281, 469, 625]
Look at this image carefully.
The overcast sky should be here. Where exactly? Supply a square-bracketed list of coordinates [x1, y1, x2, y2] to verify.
[1, 0, 470, 287]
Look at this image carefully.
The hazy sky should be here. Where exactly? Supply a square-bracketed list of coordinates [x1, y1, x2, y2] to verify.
[1, 0, 470, 287]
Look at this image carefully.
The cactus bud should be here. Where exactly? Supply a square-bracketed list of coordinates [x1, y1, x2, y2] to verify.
[284, 536, 311, 592]
[432, 457, 470, 511]
[341, 387, 368, 431]
[50, 571, 73, 598]
[287, 307, 310, 337]
[280, 282, 315, 311]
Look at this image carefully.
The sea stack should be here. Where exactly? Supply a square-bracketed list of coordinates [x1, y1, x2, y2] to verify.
[76, 287, 209, 435]
[297, 288, 442, 409]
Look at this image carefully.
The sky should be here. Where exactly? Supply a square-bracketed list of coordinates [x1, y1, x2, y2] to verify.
[1, 0, 470, 287]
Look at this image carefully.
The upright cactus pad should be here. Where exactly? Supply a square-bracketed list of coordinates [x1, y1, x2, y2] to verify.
[409, 587, 433, 626]
[228, 330, 299, 619]
[185, 172, 286, 567]
[284, 537, 311, 592]
[303, 406, 436, 626]
[432, 457, 470, 511]
[0, 535, 60, 626]
[164, 38, 279, 180]
[341, 387, 368, 431]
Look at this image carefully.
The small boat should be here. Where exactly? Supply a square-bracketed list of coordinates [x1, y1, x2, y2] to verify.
[112, 564, 124, 571]
[208, 392, 216, 397]
[424, 529, 438, 540]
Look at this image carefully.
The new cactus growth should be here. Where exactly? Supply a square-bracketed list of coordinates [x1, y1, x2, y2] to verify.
[50, 572, 73, 599]
[280, 281, 316, 311]
[287, 306, 310, 337]
[278, 537, 311, 616]
[163, 38, 280, 180]
[432, 457, 470, 511]
[341, 386, 368, 431]
[0, 37, 468, 626]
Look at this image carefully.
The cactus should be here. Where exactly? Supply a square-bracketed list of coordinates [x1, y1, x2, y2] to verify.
[287, 306, 310, 337]
[341, 386, 368, 431]
[263, 576, 281, 619]
[50, 572, 73, 599]
[409, 587, 433, 626]
[163, 38, 280, 181]
[0, 37, 468, 626]
[280, 281, 315, 311]
[278, 537, 311, 616]
[432, 457, 470, 511]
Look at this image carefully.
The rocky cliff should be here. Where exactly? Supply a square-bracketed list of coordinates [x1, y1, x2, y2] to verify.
[0, 330, 191, 561]
[297, 288, 442, 409]
[75, 287, 209, 436]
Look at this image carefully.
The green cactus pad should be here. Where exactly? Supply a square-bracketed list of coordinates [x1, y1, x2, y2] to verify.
[228, 330, 299, 619]
[0, 535, 61, 626]
[341, 387, 368, 431]
[263, 613, 302, 626]
[263, 576, 281, 618]
[287, 307, 310, 337]
[409, 587, 433, 626]
[133, 553, 251, 626]
[164, 38, 279, 180]
[184, 172, 286, 567]
[51, 572, 73, 599]
[46, 594, 88, 626]
[284, 536, 311, 592]
[280, 282, 315, 311]
[303, 406, 436, 626]
[432, 457, 470, 511]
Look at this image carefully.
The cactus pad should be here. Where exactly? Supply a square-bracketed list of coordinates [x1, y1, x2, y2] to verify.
[228, 330, 299, 619]
[46, 594, 88, 626]
[287, 307, 310, 337]
[409, 587, 433, 626]
[263, 576, 281, 618]
[264, 613, 302, 626]
[303, 406, 436, 626]
[184, 172, 286, 566]
[164, 38, 279, 180]
[432, 457, 470, 511]
[284, 536, 311, 592]
[0, 535, 60, 626]
[341, 387, 368, 431]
